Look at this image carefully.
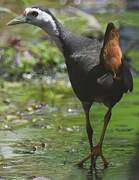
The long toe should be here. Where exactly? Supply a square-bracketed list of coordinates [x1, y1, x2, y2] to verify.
[76, 153, 91, 167]
[91, 145, 109, 168]
[76, 145, 109, 168]
[101, 154, 109, 168]
[76, 145, 108, 168]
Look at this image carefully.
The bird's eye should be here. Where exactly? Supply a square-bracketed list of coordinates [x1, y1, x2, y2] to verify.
[30, 11, 38, 17]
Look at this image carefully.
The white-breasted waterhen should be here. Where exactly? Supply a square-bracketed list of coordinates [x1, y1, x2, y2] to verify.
[7, 7, 133, 168]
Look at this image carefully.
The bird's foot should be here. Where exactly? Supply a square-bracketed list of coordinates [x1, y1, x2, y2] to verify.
[76, 144, 108, 168]
[91, 144, 109, 168]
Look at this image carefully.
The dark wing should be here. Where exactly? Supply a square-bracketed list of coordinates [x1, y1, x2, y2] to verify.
[68, 35, 102, 72]
[76, 37, 115, 89]
[122, 61, 133, 92]
[70, 46, 101, 73]
[78, 37, 133, 93]
[66, 35, 115, 89]
[96, 60, 133, 92]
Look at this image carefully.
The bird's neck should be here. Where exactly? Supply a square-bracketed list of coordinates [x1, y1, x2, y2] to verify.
[41, 19, 67, 52]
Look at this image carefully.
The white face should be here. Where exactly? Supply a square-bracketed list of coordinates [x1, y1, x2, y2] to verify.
[24, 7, 58, 35]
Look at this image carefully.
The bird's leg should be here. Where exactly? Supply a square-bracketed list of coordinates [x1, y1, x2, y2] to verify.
[83, 102, 93, 149]
[98, 108, 112, 148]
[77, 102, 93, 167]
[77, 108, 112, 168]
[95, 107, 112, 167]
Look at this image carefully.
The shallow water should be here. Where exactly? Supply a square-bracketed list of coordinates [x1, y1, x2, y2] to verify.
[0, 77, 138, 180]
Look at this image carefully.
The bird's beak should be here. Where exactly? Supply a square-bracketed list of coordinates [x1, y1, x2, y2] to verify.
[7, 15, 27, 26]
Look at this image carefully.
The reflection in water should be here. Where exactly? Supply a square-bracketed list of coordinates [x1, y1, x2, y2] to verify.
[65, 166, 106, 180]
[87, 167, 105, 180]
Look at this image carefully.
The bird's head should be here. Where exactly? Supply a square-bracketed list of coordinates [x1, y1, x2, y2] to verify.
[7, 7, 59, 36]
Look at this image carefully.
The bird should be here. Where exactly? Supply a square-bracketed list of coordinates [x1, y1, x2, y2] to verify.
[7, 7, 133, 168]
[100, 22, 122, 80]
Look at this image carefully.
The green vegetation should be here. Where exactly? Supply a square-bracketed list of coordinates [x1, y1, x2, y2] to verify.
[128, 50, 139, 70]
[2, 41, 64, 77]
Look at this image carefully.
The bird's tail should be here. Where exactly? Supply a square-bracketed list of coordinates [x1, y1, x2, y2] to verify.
[103, 22, 118, 46]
